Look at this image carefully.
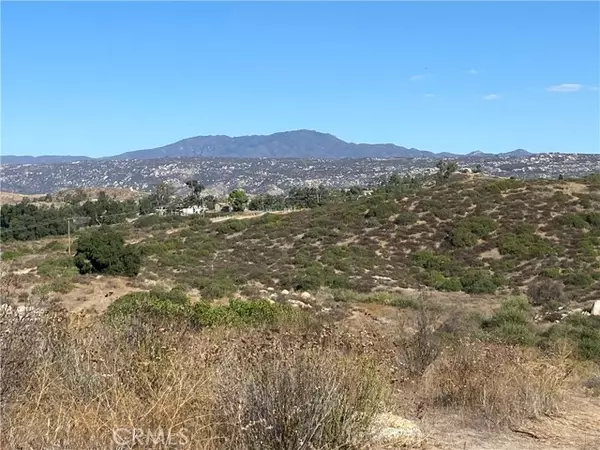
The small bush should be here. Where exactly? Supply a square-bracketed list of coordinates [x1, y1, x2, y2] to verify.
[32, 278, 75, 296]
[37, 257, 77, 277]
[215, 347, 383, 450]
[540, 267, 562, 279]
[106, 289, 191, 320]
[364, 201, 398, 220]
[190, 299, 288, 328]
[527, 279, 566, 307]
[482, 296, 538, 346]
[412, 251, 452, 271]
[41, 240, 67, 252]
[215, 219, 249, 234]
[195, 276, 237, 300]
[564, 272, 593, 287]
[460, 269, 502, 294]
[498, 230, 556, 259]
[398, 303, 440, 376]
[439, 276, 463, 292]
[544, 314, 600, 361]
[394, 212, 418, 226]
[422, 342, 567, 425]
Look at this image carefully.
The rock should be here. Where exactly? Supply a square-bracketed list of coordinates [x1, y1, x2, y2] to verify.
[370, 413, 423, 447]
[591, 300, 600, 316]
[280, 289, 290, 295]
[267, 287, 275, 292]
[288, 299, 312, 309]
[300, 291, 311, 300]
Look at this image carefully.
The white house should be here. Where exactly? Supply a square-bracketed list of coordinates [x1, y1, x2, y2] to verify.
[179, 205, 207, 216]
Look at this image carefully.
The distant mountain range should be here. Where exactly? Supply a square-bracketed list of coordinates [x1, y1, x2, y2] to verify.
[1, 130, 534, 165]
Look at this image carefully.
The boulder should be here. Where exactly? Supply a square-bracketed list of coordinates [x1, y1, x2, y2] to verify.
[300, 291, 311, 300]
[591, 300, 600, 316]
[288, 299, 311, 309]
[370, 413, 423, 447]
[280, 289, 290, 295]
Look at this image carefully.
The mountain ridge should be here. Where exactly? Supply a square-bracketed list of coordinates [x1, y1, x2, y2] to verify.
[2, 129, 536, 165]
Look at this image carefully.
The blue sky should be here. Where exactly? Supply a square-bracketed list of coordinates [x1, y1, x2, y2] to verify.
[2, 1, 599, 156]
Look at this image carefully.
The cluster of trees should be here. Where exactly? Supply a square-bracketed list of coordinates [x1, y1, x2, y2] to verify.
[1, 165, 442, 241]
[0, 193, 138, 241]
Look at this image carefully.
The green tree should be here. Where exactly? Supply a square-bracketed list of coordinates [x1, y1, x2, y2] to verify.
[74, 226, 141, 276]
[138, 196, 154, 215]
[228, 189, 249, 212]
[435, 160, 459, 183]
[150, 182, 175, 208]
[185, 179, 205, 205]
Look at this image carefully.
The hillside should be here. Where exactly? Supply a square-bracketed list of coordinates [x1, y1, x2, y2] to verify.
[5, 175, 598, 307]
[3, 174, 600, 450]
[129, 175, 600, 303]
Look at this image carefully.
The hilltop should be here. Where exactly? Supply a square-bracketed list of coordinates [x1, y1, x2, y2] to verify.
[1, 130, 540, 164]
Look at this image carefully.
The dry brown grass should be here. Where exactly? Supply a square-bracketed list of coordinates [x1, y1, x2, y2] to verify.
[1, 312, 386, 450]
[421, 341, 573, 427]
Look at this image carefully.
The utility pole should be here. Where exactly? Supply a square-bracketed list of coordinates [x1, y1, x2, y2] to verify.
[67, 218, 71, 256]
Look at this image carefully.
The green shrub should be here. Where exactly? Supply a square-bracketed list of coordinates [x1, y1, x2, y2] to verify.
[544, 314, 600, 361]
[412, 251, 452, 271]
[564, 272, 593, 287]
[460, 269, 502, 294]
[557, 213, 590, 229]
[106, 289, 190, 319]
[482, 297, 538, 346]
[439, 277, 463, 292]
[37, 257, 78, 277]
[364, 201, 398, 220]
[450, 216, 497, 247]
[32, 278, 75, 296]
[498, 230, 556, 259]
[292, 263, 349, 291]
[74, 226, 141, 277]
[394, 212, 418, 225]
[189, 299, 290, 328]
[195, 276, 238, 300]
[540, 267, 562, 279]
[450, 226, 478, 247]
[41, 240, 67, 252]
[215, 219, 249, 234]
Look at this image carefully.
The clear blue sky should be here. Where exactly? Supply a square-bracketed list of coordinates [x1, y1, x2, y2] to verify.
[2, 1, 599, 156]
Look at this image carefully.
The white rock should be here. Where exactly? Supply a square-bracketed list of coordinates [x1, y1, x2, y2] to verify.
[267, 287, 275, 292]
[280, 289, 290, 295]
[591, 300, 600, 316]
[300, 291, 311, 300]
[288, 299, 312, 309]
[370, 413, 423, 447]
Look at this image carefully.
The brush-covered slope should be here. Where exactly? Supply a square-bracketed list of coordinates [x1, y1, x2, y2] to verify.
[136, 175, 600, 303]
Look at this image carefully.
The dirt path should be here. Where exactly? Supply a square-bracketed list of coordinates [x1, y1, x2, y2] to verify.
[421, 392, 600, 450]
[209, 209, 304, 223]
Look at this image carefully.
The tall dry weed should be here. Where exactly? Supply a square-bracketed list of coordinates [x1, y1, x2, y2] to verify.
[421, 340, 573, 426]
